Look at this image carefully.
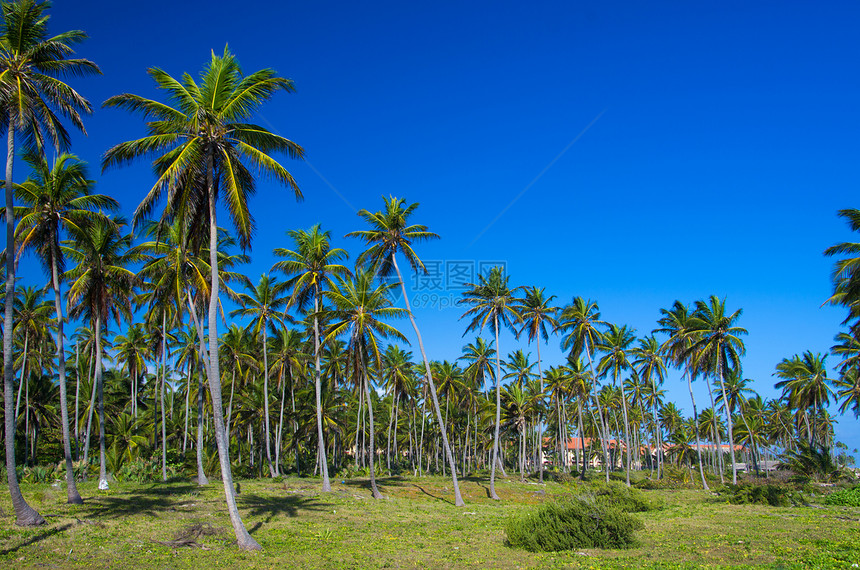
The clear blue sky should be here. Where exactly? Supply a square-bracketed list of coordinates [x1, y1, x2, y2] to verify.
[18, 1, 860, 458]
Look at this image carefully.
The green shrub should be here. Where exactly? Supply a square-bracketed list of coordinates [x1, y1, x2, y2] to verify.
[587, 481, 662, 512]
[721, 483, 807, 507]
[824, 486, 860, 507]
[115, 457, 182, 483]
[505, 496, 643, 552]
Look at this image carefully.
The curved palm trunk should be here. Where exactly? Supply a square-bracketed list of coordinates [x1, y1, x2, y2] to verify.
[4, 121, 44, 525]
[261, 327, 276, 477]
[686, 370, 709, 490]
[616, 371, 632, 487]
[490, 315, 502, 501]
[50, 257, 83, 503]
[313, 294, 332, 491]
[703, 378, 725, 483]
[206, 175, 260, 550]
[391, 255, 464, 505]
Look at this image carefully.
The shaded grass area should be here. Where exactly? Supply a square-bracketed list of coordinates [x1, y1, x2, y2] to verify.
[0, 474, 857, 568]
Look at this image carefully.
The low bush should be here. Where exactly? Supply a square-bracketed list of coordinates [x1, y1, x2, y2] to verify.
[721, 483, 807, 507]
[587, 481, 662, 512]
[506, 496, 643, 552]
[824, 486, 860, 507]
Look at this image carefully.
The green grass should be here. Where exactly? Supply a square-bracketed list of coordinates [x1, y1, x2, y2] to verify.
[1, 474, 859, 568]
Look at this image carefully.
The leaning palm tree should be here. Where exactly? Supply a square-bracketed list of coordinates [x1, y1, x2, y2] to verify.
[231, 273, 288, 477]
[686, 296, 747, 484]
[324, 269, 407, 499]
[655, 300, 710, 489]
[16, 150, 115, 503]
[460, 266, 522, 499]
[273, 224, 349, 491]
[0, 0, 100, 525]
[102, 47, 303, 551]
[64, 216, 138, 489]
[517, 286, 557, 482]
[347, 196, 464, 506]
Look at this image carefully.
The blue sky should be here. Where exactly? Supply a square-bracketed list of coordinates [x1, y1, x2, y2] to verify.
[17, 1, 859, 457]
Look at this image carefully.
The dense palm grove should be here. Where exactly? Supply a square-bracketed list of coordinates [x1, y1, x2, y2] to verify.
[1, 0, 859, 551]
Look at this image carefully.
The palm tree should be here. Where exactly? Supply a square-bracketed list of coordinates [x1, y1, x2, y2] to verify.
[1, 0, 100, 526]
[347, 196, 464, 506]
[113, 323, 150, 419]
[103, 48, 303, 551]
[273, 224, 349, 491]
[557, 297, 611, 481]
[16, 149, 115, 502]
[324, 269, 407, 499]
[231, 273, 288, 477]
[517, 286, 557, 482]
[632, 336, 667, 479]
[596, 323, 636, 486]
[824, 209, 860, 323]
[655, 301, 710, 489]
[381, 344, 413, 472]
[64, 216, 138, 489]
[687, 296, 747, 484]
[460, 266, 522, 499]
[774, 351, 834, 448]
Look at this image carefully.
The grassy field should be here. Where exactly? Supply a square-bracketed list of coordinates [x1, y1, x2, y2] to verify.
[1, 473, 859, 569]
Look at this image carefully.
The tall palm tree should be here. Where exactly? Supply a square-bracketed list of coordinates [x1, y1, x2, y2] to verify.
[518, 286, 557, 482]
[824, 209, 860, 323]
[381, 344, 413, 472]
[64, 216, 138, 489]
[113, 323, 150, 419]
[557, 297, 611, 481]
[347, 196, 464, 506]
[273, 224, 349, 491]
[324, 269, 407, 499]
[655, 301, 709, 489]
[0, 0, 99, 525]
[632, 336, 667, 479]
[460, 266, 522, 500]
[103, 47, 303, 551]
[774, 351, 834, 448]
[687, 296, 747, 484]
[231, 273, 288, 477]
[596, 323, 637, 486]
[16, 150, 115, 503]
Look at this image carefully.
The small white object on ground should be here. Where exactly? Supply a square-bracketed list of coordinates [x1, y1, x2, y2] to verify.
[98, 479, 109, 490]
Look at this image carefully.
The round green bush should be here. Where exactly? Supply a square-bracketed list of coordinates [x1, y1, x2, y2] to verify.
[824, 486, 860, 507]
[505, 497, 643, 552]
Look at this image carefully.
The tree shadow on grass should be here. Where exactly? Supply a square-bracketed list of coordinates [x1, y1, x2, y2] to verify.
[239, 493, 332, 524]
[79, 484, 198, 519]
[0, 523, 72, 556]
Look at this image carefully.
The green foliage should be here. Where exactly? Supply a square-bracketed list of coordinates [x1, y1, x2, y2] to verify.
[505, 496, 643, 552]
[17, 465, 58, 484]
[585, 480, 662, 512]
[824, 486, 860, 507]
[114, 457, 182, 483]
[721, 482, 807, 507]
[780, 443, 852, 483]
[635, 466, 705, 490]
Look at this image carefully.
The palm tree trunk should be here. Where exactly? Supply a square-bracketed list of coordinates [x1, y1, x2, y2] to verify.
[82, 344, 97, 477]
[50, 255, 83, 503]
[390, 254, 464, 505]
[276, 371, 286, 472]
[196, 360, 209, 486]
[536, 339, 545, 483]
[359, 342, 382, 499]
[206, 170, 259, 551]
[716, 359, 738, 484]
[261, 327, 276, 477]
[75, 341, 81, 461]
[704, 378, 725, 483]
[15, 332, 28, 429]
[312, 293, 332, 491]
[686, 369, 709, 490]
[490, 315, 502, 501]
[95, 314, 109, 489]
[616, 372, 632, 487]
[161, 311, 168, 482]
[584, 341, 611, 483]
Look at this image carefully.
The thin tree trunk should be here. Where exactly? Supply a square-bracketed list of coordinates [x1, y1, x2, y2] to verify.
[359, 342, 382, 499]
[584, 340, 611, 483]
[95, 314, 108, 489]
[490, 315, 502, 501]
[206, 171, 259, 550]
[161, 311, 168, 481]
[50, 255, 83, 503]
[312, 294, 331, 491]
[704, 378, 725, 483]
[82, 344, 97, 478]
[261, 327, 276, 477]
[536, 339, 545, 483]
[15, 332, 28, 427]
[75, 341, 81, 461]
[716, 358, 738, 485]
[196, 360, 209, 486]
[686, 369, 709, 490]
[391, 255, 464, 505]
